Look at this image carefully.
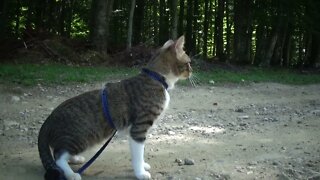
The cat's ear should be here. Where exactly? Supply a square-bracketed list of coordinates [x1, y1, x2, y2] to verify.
[175, 36, 185, 52]
[174, 36, 185, 60]
[161, 40, 174, 50]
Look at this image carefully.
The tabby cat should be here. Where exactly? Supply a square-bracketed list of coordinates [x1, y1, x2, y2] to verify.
[38, 36, 192, 180]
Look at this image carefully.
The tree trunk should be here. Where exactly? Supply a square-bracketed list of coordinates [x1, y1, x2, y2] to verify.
[215, 0, 225, 61]
[271, 17, 288, 66]
[153, 1, 159, 45]
[254, 23, 267, 66]
[59, 0, 66, 36]
[307, 32, 320, 68]
[282, 23, 293, 67]
[225, 0, 232, 61]
[127, 0, 136, 50]
[159, 0, 169, 44]
[133, 0, 145, 44]
[0, 0, 8, 38]
[192, 0, 198, 54]
[90, 0, 114, 54]
[186, 0, 193, 55]
[178, 0, 184, 37]
[202, 0, 209, 59]
[170, 0, 178, 39]
[312, 32, 320, 68]
[233, 0, 253, 64]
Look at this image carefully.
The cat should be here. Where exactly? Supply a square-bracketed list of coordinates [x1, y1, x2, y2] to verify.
[38, 35, 192, 180]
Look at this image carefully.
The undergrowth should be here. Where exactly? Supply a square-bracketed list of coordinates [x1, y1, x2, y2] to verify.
[0, 64, 319, 86]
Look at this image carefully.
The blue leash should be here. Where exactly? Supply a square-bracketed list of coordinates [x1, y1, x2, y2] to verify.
[76, 88, 117, 175]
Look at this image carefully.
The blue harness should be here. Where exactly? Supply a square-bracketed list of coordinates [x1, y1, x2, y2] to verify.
[75, 68, 167, 175]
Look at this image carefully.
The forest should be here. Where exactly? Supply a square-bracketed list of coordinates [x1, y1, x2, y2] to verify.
[1, 0, 320, 68]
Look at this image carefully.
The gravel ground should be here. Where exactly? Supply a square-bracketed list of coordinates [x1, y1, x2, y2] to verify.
[0, 82, 319, 180]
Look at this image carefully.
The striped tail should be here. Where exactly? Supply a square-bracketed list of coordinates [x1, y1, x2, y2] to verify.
[38, 125, 65, 180]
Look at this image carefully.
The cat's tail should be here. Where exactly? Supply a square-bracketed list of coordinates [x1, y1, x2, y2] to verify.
[38, 124, 65, 180]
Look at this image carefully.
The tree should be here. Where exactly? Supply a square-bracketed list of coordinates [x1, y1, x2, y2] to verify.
[170, 0, 178, 39]
[233, 0, 253, 64]
[159, 0, 169, 44]
[90, 0, 114, 54]
[214, 0, 225, 61]
[185, 0, 193, 55]
[178, 0, 185, 37]
[127, 0, 135, 50]
[133, 0, 145, 44]
[202, 0, 210, 59]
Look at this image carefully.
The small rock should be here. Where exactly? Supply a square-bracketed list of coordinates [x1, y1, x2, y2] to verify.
[248, 162, 257, 166]
[168, 131, 175, 135]
[246, 171, 253, 175]
[235, 108, 244, 113]
[311, 110, 320, 116]
[184, 158, 195, 165]
[209, 80, 215, 84]
[272, 161, 279, 166]
[175, 158, 183, 166]
[239, 123, 247, 127]
[11, 96, 20, 102]
[238, 115, 249, 120]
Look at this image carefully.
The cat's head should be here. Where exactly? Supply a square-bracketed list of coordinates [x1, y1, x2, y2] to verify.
[147, 36, 192, 88]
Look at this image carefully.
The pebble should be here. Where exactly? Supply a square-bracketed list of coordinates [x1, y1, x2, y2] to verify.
[184, 158, 195, 165]
[238, 115, 249, 120]
[235, 108, 244, 113]
[175, 158, 183, 166]
[311, 110, 320, 116]
[11, 96, 20, 102]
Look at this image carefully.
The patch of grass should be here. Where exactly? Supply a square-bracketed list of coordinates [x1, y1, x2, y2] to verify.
[191, 68, 320, 85]
[0, 64, 319, 86]
[0, 64, 138, 86]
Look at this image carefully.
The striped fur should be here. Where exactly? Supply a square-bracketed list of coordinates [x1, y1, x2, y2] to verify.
[38, 36, 192, 180]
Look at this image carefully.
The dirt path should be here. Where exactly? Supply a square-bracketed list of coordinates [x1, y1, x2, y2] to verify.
[0, 82, 319, 180]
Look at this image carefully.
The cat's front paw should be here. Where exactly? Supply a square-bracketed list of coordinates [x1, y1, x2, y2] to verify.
[66, 172, 81, 180]
[135, 170, 151, 180]
[143, 162, 151, 171]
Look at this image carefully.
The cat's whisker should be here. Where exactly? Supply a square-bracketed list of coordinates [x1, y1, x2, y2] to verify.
[189, 74, 201, 87]
[188, 76, 197, 88]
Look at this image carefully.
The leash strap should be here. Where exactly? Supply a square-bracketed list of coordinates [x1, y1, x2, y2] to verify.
[77, 130, 116, 174]
[76, 88, 117, 174]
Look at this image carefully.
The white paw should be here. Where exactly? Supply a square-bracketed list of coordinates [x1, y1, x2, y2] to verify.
[69, 155, 86, 164]
[66, 172, 81, 180]
[135, 170, 151, 180]
[143, 162, 151, 171]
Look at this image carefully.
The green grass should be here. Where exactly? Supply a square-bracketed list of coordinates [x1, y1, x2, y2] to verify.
[0, 64, 319, 86]
[0, 64, 138, 86]
[191, 68, 320, 85]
